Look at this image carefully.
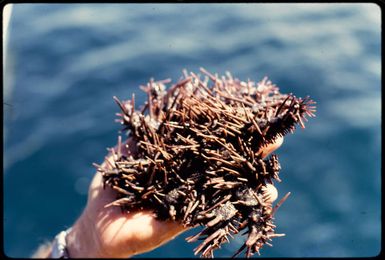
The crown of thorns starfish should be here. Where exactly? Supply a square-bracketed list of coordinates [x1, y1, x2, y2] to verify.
[93, 68, 316, 258]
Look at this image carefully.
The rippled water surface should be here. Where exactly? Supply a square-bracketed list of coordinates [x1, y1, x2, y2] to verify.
[3, 3, 381, 257]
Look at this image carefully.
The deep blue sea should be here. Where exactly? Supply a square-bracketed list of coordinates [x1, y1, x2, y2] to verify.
[3, 3, 381, 258]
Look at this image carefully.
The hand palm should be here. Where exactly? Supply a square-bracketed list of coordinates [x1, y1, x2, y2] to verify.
[83, 170, 187, 258]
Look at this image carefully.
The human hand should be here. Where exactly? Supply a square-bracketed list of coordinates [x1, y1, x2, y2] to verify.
[65, 136, 284, 258]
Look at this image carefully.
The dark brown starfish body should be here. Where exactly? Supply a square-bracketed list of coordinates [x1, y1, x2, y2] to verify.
[95, 68, 316, 257]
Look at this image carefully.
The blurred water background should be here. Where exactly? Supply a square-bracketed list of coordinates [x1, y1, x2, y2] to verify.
[3, 3, 381, 258]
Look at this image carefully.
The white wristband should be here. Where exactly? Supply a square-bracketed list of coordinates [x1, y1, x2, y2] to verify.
[51, 228, 72, 258]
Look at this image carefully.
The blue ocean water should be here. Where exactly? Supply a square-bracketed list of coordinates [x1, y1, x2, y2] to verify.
[3, 3, 381, 258]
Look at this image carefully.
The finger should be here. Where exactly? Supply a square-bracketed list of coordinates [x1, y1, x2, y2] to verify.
[154, 219, 189, 240]
[261, 184, 278, 203]
[259, 136, 284, 159]
[110, 211, 187, 256]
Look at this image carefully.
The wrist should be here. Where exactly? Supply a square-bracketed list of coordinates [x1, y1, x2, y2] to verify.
[50, 228, 72, 258]
[66, 213, 103, 258]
